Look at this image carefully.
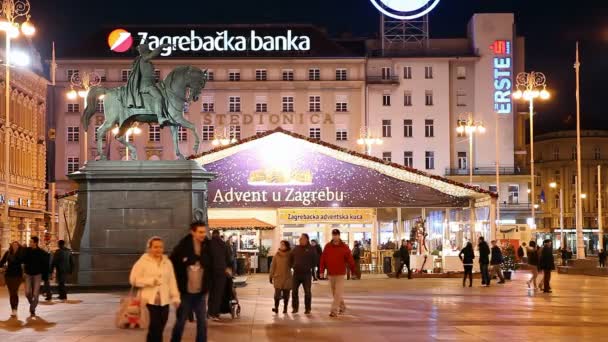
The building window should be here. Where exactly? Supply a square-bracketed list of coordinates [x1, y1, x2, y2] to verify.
[404, 91, 412, 106]
[94, 69, 106, 82]
[456, 119, 466, 138]
[456, 66, 466, 80]
[309, 127, 321, 140]
[282, 69, 294, 81]
[282, 96, 294, 112]
[536, 172, 541, 186]
[308, 68, 320, 81]
[425, 151, 435, 170]
[403, 119, 413, 137]
[457, 89, 466, 106]
[571, 146, 577, 160]
[425, 90, 433, 106]
[121, 69, 131, 82]
[202, 125, 215, 141]
[154, 69, 161, 82]
[424, 66, 433, 79]
[255, 69, 267, 81]
[308, 96, 321, 112]
[594, 147, 601, 160]
[382, 120, 392, 138]
[256, 102, 268, 113]
[94, 124, 107, 142]
[382, 94, 391, 106]
[403, 151, 413, 167]
[336, 128, 348, 141]
[149, 124, 161, 142]
[229, 125, 241, 140]
[202, 96, 214, 112]
[67, 103, 80, 113]
[554, 193, 560, 209]
[508, 185, 519, 204]
[571, 194, 576, 209]
[228, 70, 241, 81]
[67, 126, 79, 142]
[335, 68, 347, 81]
[96, 100, 104, 113]
[571, 175, 577, 186]
[67, 157, 80, 174]
[335, 95, 348, 112]
[381, 67, 391, 80]
[229, 96, 241, 112]
[403, 66, 412, 79]
[425, 119, 434, 137]
[66, 69, 79, 81]
[458, 151, 467, 170]
[206, 71, 214, 81]
[178, 126, 188, 142]
[382, 152, 392, 162]
[489, 185, 497, 193]
[183, 102, 190, 113]
[255, 126, 266, 135]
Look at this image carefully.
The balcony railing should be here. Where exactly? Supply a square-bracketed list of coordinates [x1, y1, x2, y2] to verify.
[366, 75, 400, 84]
[445, 166, 530, 176]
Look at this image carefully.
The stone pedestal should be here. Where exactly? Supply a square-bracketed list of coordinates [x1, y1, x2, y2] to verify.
[68, 160, 216, 286]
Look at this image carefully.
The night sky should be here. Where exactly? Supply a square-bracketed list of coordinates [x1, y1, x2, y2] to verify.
[31, 0, 608, 134]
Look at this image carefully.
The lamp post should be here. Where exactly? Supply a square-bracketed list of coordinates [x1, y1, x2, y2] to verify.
[0, 0, 34, 253]
[550, 182, 565, 249]
[456, 114, 485, 185]
[356, 127, 383, 155]
[513, 72, 550, 229]
[66, 71, 101, 163]
[112, 124, 141, 161]
[212, 127, 238, 147]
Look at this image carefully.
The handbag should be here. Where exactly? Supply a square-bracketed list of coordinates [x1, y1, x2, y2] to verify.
[115, 287, 149, 329]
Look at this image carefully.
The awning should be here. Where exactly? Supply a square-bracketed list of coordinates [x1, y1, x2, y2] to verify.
[208, 218, 275, 231]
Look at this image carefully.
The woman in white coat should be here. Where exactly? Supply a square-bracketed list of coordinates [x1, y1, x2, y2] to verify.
[130, 237, 180, 342]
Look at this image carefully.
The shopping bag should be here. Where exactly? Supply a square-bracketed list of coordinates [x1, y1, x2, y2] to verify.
[115, 288, 149, 329]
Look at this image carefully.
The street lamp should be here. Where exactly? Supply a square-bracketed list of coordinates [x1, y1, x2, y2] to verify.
[356, 127, 383, 155]
[513, 71, 549, 229]
[0, 0, 35, 253]
[456, 114, 485, 185]
[66, 71, 101, 163]
[550, 181, 565, 249]
[212, 127, 238, 147]
[112, 124, 141, 161]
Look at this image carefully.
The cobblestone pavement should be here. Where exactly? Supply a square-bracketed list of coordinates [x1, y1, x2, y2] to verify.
[0, 272, 606, 341]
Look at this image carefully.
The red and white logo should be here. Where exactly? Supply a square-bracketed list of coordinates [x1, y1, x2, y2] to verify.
[108, 28, 133, 53]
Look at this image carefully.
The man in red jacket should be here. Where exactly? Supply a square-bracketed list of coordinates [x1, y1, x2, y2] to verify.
[320, 229, 356, 317]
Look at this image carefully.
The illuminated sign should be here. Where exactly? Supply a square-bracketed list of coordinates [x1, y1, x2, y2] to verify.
[491, 40, 513, 115]
[369, 0, 440, 20]
[109, 29, 311, 56]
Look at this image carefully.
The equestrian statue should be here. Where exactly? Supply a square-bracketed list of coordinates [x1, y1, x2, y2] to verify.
[82, 43, 208, 160]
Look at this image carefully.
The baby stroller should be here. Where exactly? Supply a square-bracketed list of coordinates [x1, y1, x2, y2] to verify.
[219, 276, 241, 319]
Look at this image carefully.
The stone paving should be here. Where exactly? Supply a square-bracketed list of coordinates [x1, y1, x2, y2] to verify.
[0, 272, 606, 341]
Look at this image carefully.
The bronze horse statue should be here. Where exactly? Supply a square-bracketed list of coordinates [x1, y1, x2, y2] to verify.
[82, 66, 208, 160]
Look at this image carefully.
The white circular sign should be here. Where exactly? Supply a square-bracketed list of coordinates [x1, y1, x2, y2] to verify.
[370, 0, 441, 20]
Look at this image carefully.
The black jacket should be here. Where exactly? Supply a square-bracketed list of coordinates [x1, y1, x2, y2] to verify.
[352, 246, 362, 261]
[23, 247, 49, 276]
[599, 251, 607, 262]
[398, 246, 410, 263]
[313, 244, 323, 266]
[170, 235, 211, 295]
[0, 248, 23, 277]
[490, 246, 504, 265]
[207, 237, 232, 274]
[290, 244, 316, 276]
[459, 247, 474, 265]
[527, 248, 539, 266]
[478, 241, 490, 265]
[517, 246, 524, 258]
[539, 246, 555, 271]
[52, 247, 74, 274]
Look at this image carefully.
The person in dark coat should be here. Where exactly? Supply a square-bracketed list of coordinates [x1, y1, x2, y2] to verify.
[289, 233, 316, 314]
[561, 247, 568, 266]
[41, 247, 52, 301]
[526, 241, 540, 289]
[0, 241, 24, 317]
[52, 240, 74, 300]
[310, 239, 320, 281]
[170, 222, 212, 342]
[311, 239, 323, 279]
[395, 239, 411, 279]
[517, 242, 527, 263]
[22, 236, 49, 317]
[459, 242, 475, 287]
[490, 240, 505, 284]
[206, 230, 233, 321]
[599, 249, 607, 268]
[478, 237, 491, 287]
[351, 241, 362, 280]
[539, 239, 555, 293]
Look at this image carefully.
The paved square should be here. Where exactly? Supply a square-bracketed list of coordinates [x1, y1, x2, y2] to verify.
[0, 272, 606, 341]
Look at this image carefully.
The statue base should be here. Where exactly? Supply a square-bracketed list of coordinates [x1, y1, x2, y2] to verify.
[68, 160, 216, 286]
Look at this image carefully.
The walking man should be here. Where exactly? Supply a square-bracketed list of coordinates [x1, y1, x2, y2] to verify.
[395, 239, 411, 279]
[490, 240, 505, 284]
[320, 229, 356, 318]
[311, 240, 323, 280]
[22, 236, 49, 317]
[289, 233, 316, 314]
[478, 237, 491, 287]
[52, 240, 74, 300]
[206, 230, 233, 321]
[539, 239, 555, 293]
[170, 222, 212, 342]
[351, 241, 362, 280]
